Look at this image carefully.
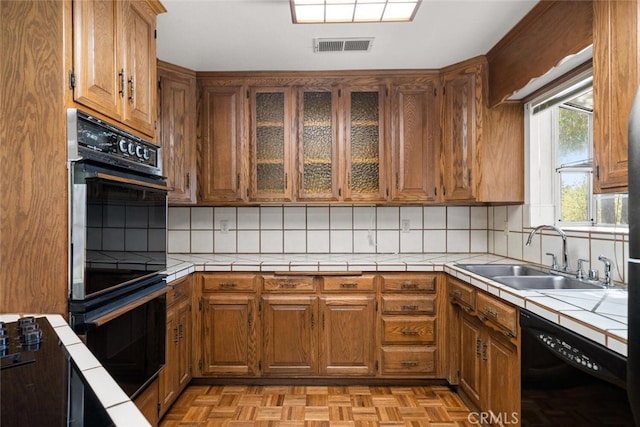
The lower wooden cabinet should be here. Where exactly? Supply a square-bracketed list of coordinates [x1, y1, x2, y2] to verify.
[448, 276, 520, 427]
[159, 276, 192, 417]
[134, 378, 159, 426]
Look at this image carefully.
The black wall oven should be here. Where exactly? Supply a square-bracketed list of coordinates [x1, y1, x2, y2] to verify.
[67, 109, 168, 400]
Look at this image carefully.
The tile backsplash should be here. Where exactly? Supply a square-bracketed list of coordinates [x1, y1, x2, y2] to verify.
[168, 204, 629, 283]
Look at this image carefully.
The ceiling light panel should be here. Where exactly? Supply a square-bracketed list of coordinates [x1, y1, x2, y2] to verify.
[291, 0, 421, 23]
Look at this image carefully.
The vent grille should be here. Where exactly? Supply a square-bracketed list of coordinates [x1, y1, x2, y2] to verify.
[314, 38, 374, 53]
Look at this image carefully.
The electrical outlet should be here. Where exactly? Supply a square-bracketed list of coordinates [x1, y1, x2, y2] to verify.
[220, 219, 229, 234]
[401, 219, 411, 233]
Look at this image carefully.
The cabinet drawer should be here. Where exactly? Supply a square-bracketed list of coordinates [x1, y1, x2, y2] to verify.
[447, 278, 475, 309]
[382, 316, 435, 344]
[476, 292, 517, 337]
[202, 274, 258, 292]
[381, 347, 436, 375]
[381, 274, 436, 292]
[167, 277, 191, 306]
[322, 275, 375, 292]
[381, 295, 436, 314]
[263, 276, 316, 292]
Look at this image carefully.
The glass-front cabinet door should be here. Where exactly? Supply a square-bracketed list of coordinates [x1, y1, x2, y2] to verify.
[343, 86, 385, 201]
[250, 87, 293, 201]
[297, 87, 340, 201]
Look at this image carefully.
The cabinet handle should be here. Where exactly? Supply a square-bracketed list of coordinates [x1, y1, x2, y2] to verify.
[503, 329, 514, 338]
[178, 324, 183, 340]
[401, 283, 418, 290]
[118, 69, 125, 97]
[174, 326, 179, 344]
[174, 290, 183, 299]
[450, 289, 462, 298]
[347, 172, 351, 190]
[340, 282, 357, 288]
[186, 173, 190, 189]
[311, 312, 315, 329]
[401, 329, 419, 336]
[285, 172, 288, 190]
[401, 305, 418, 311]
[322, 313, 325, 330]
[483, 306, 499, 318]
[401, 360, 419, 367]
[396, 173, 399, 189]
[248, 309, 253, 329]
[219, 283, 237, 289]
[476, 338, 481, 356]
[482, 342, 488, 362]
[279, 282, 298, 289]
[128, 76, 134, 102]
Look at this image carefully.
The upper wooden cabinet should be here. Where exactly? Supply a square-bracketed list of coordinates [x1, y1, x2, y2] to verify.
[158, 61, 197, 204]
[441, 57, 524, 203]
[72, 0, 164, 137]
[198, 84, 247, 203]
[593, 0, 637, 193]
[389, 78, 440, 202]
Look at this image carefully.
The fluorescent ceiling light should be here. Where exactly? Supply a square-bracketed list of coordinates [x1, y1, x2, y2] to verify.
[291, 0, 421, 23]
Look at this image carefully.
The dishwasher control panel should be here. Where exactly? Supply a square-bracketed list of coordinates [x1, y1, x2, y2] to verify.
[537, 333, 603, 372]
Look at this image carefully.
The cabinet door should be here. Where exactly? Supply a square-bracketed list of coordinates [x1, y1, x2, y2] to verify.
[297, 87, 340, 201]
[262, 295, 318, 375]
[390, 80, 440, 202]
[459, 311, 482, 408]
[250, 87, 294, 201]
[176, 296, 192, 391]
[343, 86, 386, 202]
[122, 0, 157, 136]
[319, 296, 376, 376]
[199, 85, 246, 203]
[159, 304, 178, 414]
[593, 0, 636, 193]
[158, 65, 197, 204]
[72, 0, 122, 120]
[484, 330, 520, 427]
[442, 65, 480, 201]
[201, 294, 257, 375]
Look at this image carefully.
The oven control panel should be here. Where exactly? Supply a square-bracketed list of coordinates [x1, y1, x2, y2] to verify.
[0, 317, 43, 370]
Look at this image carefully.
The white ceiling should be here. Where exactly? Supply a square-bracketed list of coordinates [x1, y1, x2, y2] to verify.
[156, 0, 540, 72]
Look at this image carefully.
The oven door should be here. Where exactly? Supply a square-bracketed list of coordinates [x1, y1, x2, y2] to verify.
[70, 161, 168, 301]
[71, 279, 167, 399]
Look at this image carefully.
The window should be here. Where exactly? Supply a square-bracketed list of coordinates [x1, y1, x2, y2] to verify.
[526, 71, 628, 227]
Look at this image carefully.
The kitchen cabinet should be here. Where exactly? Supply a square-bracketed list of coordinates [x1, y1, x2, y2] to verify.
[249, 86, 295, 202]
[441, 57, 524, 203]
[389, 78, 440, 202]
[134, 378, 159, 426]
[593, 0, 637, 193]
[379, 273, 438, 377]
[159, 276, 192, 417]
[198, 274, 259, 376]
[198, 84, 247, 203]
[158, 61, 197, 204]
[448, 276, 520, 427]
[72, 0, 164, 137]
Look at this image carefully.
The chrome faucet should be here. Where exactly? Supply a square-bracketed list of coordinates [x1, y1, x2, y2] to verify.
[598, 255, 613, 287]
[526, 225, 570, 271]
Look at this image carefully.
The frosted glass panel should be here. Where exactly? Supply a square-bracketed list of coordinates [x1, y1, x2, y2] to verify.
[256, 92, 285, 193]
[302, 91, 333, 194]
[350, 91, 379, 194]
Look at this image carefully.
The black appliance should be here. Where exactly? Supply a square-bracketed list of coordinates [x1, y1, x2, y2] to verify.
[627, 87, 640, 425]
[0, 316, 113, 426]
[67, 109, 168, 400]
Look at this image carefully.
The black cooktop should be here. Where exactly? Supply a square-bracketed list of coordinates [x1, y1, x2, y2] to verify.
[0, 317, 113, 426]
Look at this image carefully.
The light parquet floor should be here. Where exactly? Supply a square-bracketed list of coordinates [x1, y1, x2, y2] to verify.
[160, 385, 480, 427]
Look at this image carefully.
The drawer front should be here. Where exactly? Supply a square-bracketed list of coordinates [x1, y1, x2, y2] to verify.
[202, 274, 257, 292]
[381, 347, 436, 375]
[381, 274, 436, 292]
[382, 316, 435, 344]
[263, 276, 316, 292]
[381, 295, 436, 314]
[476, 292, 518, 336]
[447, 278, 475, 309]
[167, 277, 191, 306]
[322, 275, 375, 292]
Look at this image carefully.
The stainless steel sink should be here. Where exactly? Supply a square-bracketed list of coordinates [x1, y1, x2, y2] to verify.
[455, 263, 605, 291]
[456, 263, 548, 277]
[492, 275, 605, 291]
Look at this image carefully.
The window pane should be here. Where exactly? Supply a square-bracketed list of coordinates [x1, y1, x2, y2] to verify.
[558, 107, 589, 165]
[559, 172, 590, 222]
[595, 193, 628, 225]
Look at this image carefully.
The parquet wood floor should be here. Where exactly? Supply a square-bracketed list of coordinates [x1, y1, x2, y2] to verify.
[160, 385, 480, 427]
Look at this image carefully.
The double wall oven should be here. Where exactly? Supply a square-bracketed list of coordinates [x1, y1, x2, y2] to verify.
[67, 109, 168, 401]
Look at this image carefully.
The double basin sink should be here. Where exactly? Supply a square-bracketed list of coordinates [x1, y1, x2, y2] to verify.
[455, 263, 606, 291]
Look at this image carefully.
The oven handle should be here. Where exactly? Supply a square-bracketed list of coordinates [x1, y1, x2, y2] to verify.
[94, 172, 172, 192]
[88, 286, 167, 328]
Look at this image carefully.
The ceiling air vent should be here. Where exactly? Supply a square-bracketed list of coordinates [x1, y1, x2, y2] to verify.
[314, 37, 374, 53]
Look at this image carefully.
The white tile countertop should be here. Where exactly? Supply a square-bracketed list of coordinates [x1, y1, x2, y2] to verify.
[166, 253, 629, 357]
[0, 314, 150, 426]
